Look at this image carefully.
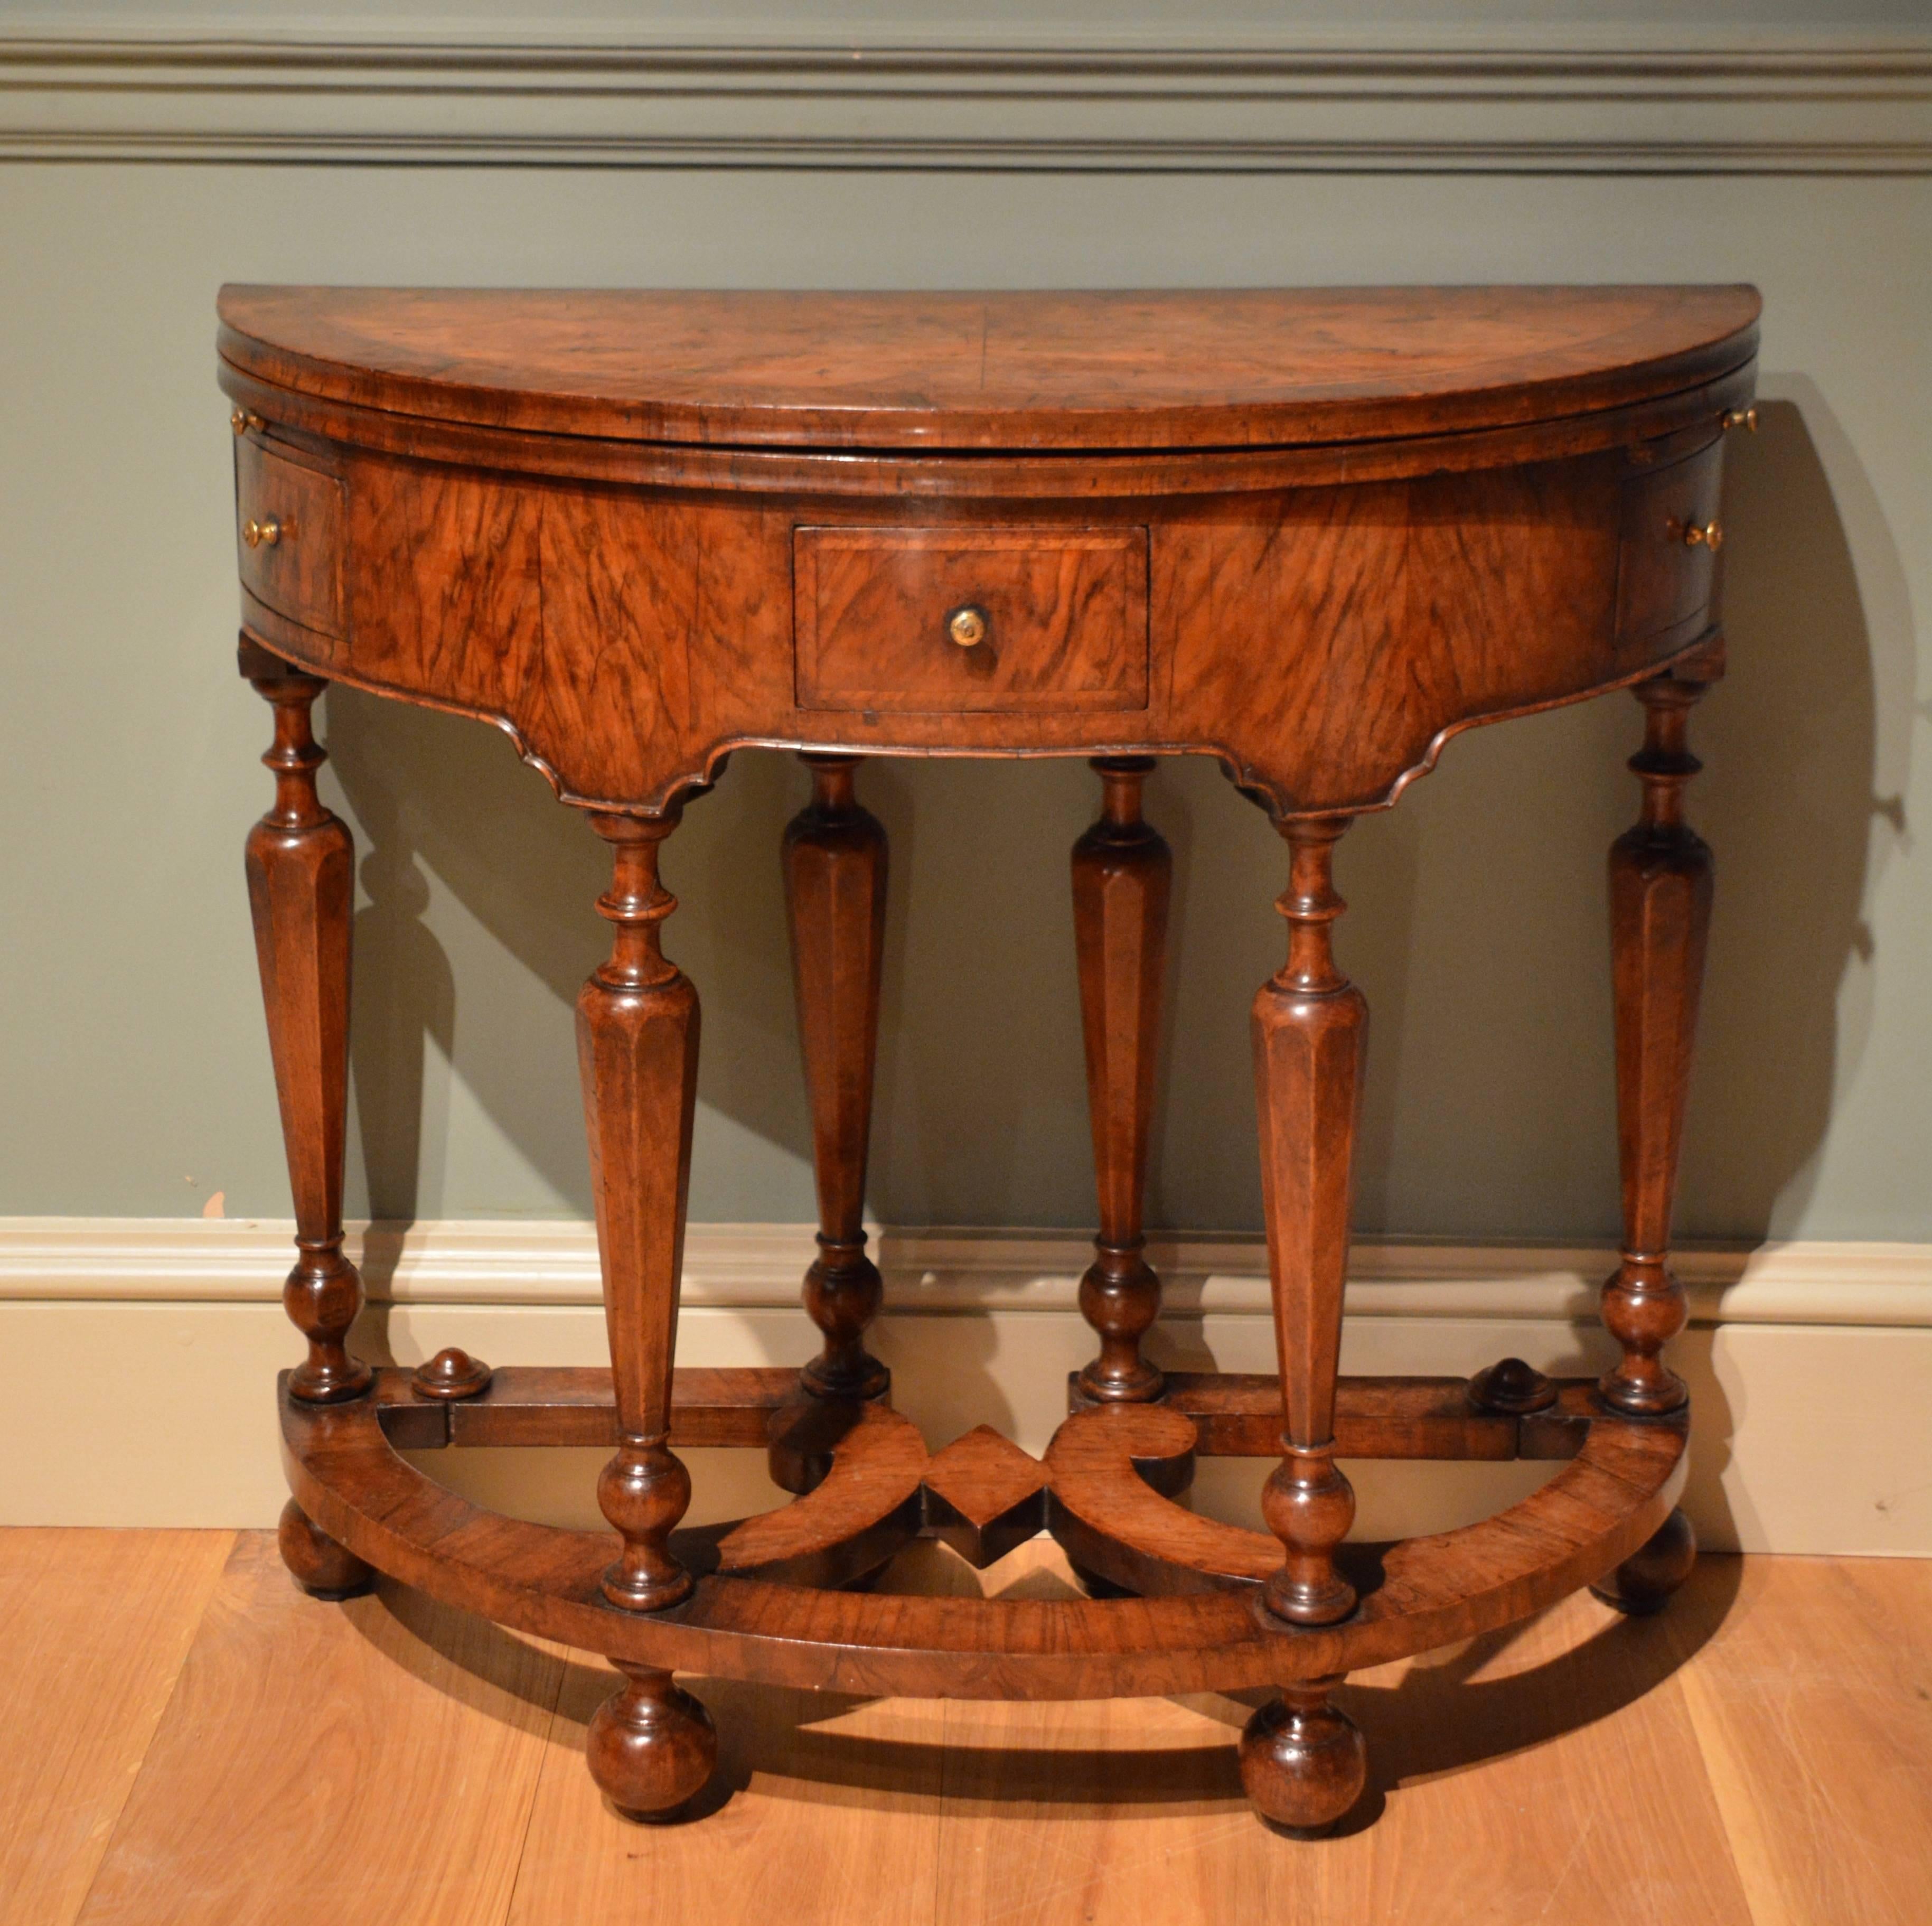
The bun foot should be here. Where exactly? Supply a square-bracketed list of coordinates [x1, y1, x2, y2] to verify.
[587, 1663, 718, 1822]
[1592, 1507, 1697, 1615]
[277, 1497, 374, 1600]
[1239, 1679, 1367, 1837]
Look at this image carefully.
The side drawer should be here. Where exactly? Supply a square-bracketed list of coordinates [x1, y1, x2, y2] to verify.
[795, 526, 1149, 713]
[1616, 440, 1723, 643]
[235, 436, 345, 639]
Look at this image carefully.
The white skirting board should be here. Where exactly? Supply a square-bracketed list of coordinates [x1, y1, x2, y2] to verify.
[3, 1219, 1929, 1556]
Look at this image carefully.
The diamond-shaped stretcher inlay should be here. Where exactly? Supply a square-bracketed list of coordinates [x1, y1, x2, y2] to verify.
[921, 1424, 1053, 1568]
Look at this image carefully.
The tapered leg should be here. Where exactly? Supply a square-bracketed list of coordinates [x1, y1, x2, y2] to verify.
[1240, 1678, 1367, 1835]
[241, 639, 371, 1406]
[1072, 757, 1172, 1404]
[1602, 671, 1715, 1417]
[1253, 818, 1365, 1626]
[783, 755, 889, 1401]
[578, 810, 701, 1612]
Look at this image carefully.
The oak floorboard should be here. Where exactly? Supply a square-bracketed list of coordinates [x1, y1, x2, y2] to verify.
[1676, 1555, 1932, 1926]
[21, 1529, 1930, 1926]
[74, 1532, 565, 1926]
[507, 1670, 947, 1925]
[503, 1547, 963, 1925]
[0, 1528, 233, 1926]
[931, 1547, 1753, 1926]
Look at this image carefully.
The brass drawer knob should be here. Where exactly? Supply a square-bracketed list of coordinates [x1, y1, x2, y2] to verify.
[230, 408, 265, 436]
[1681, 520, 1723, 551]
[1721, 406, 1758, 433]
[947, 604, 989, 648]
[242, 515, 286, 549]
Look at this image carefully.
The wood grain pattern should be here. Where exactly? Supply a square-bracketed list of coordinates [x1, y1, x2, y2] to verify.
[222, 286, 1757, 1838]
[926, 1547, 1751, 1926]
[440, 1364, 801, 1449]
[20, 1537, 1919, 1924]
[1252, 819, 1366, 1626]
[240, 640, 370, 1405]
[1677, 1556, 1932, 1926]
[1617, 442, 1724, 646]
[413, 1365, 1555, 1462]
[233, 434, 344, 642]
[1162, 1373, 1523, 1461]
[283, 1372, 1685, 1698]
[0, 1530, 231, 1926]
[784, 755, 890, 1401]
[1601, 669, 1717, 1415]
[795, 526, 1149, 713]
[73, 1535, 565, 1926]
[1072, 758, 1171, 1403]
[217, 285, 1760, 451]
[227, 288, 1755, 817]
[291, 444, 1733, 819]
[922, 1426, 1053, 1568]
[577, 811, 702, 1612]
[509, 1667, 947, 1924]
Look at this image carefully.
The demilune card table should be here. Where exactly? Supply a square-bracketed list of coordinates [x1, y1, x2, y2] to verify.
[220, 284, 1758, 1832]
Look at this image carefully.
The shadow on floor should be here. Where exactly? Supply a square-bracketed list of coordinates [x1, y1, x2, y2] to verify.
[351, 1540, 1745, 1824]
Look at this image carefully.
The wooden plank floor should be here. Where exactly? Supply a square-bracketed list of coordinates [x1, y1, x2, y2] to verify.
[3, 1529, 1926, 1926]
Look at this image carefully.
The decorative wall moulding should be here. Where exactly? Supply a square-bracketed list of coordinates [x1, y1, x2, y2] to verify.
[4, 1217, 1928, 1329]
[1, 30, 1927, 171]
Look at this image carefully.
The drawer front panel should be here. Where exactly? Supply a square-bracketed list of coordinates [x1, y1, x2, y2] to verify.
[795, 526, 1149, 713]
[1616, 440, 1723, 643]
[236, 436, 345, 638]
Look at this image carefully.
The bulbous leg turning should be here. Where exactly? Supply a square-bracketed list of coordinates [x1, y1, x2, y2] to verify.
[277, 1497, 373, 1600]
[1591, 1507, 1697, 1615]
[586, 1663, 718, 1821]
[1239, 1679, 1367, 1837]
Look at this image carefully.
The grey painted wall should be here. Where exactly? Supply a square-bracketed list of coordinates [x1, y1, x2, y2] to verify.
[1, 43, 1926, 1239]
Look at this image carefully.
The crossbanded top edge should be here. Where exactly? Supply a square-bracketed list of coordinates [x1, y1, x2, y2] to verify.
[215, 284, 1760, 455]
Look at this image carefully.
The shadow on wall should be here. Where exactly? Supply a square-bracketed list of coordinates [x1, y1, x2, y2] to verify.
[322, 392, 1890, 1247]
[1680, 389, 1903, 1239]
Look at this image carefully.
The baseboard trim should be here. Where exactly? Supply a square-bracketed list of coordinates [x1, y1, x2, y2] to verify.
[3, 1217, 1928, 1327]
[2, 30, 1926, 172]
[6, 1217, 1929, 1551]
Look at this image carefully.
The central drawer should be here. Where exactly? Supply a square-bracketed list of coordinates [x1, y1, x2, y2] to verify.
[794, 526, 1150, 713]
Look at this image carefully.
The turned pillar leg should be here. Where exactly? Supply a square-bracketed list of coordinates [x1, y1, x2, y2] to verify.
[1240, 1677, 1367, 1836]
[241, 639, 371, 1409]
[1601, 671, 1715, 1418]
[1073, 757, 1172, 1404]
[578, 811, 701, 1613]
[783, 755, 889, 1401]
[1254, 818, 1364, 1627]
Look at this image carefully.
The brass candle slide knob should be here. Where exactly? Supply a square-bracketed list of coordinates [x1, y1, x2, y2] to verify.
[947, 604, 989, 648]
[1681, 520, 1723, 551]
[1720, 406, 1758, 433]
[242, 515, 286, 549]
[230, 408, 265, 435]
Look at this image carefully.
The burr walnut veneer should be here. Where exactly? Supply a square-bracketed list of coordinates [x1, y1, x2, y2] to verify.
[222, 284, 1757, 1835]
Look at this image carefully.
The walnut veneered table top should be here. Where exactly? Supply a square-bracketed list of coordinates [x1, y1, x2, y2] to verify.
[217, 283, 1760, 453]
